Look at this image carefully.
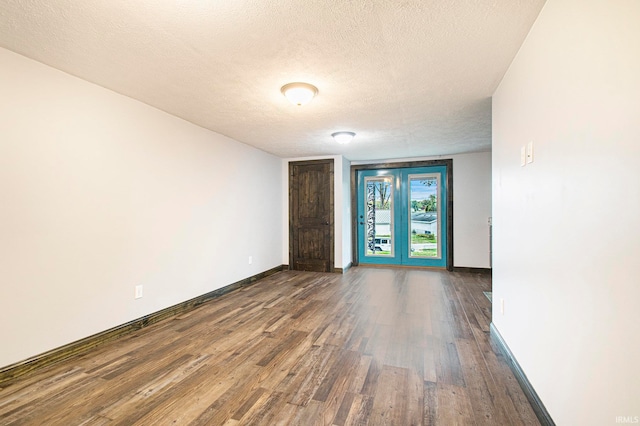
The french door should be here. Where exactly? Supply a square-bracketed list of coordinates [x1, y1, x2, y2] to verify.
[357, 165, 448, 268]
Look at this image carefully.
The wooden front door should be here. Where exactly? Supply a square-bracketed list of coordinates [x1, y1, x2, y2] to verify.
[289, 160, 334, 272]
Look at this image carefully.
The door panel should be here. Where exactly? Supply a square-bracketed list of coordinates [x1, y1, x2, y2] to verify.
[290, 160, 334, 272]
[294, 228, 329, 271]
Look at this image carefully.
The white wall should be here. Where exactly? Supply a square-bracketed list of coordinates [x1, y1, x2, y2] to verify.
[450, 152, 492, 268]
[340, 156, 352, 267]
[492, 1, 640, 424]
[352, 152, 492, 268]
[0, 48, 283, 368]
[281, 155, 351, 269]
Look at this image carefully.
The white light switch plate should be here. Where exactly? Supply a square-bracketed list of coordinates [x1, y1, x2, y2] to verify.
[526, 141, 534, 163]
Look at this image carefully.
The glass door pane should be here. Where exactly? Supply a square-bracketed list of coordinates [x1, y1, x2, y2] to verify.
[408, 174, 441, 259]
[364, 176, 394, 257]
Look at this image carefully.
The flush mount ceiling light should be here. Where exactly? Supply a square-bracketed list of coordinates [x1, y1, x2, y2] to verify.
[331, 131, 356, 144]
[280, 82, 318, 106]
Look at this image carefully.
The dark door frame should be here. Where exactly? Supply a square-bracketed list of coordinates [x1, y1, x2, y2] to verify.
[351, 159, 454, 271]
[289, 159, 335, 272]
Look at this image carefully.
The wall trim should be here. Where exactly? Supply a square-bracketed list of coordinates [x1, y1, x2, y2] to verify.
[490, 323, 556, 426]
[334, 262, 353, 274]
[0, 265, 287, 387]
[452, 267, 492, 274]
[283, 264, 348, 274]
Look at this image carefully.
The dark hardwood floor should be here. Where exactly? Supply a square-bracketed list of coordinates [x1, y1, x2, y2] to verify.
[0, 268, 539, 425]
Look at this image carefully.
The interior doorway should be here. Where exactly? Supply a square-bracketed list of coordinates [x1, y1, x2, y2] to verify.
[289, 159, 335, 272]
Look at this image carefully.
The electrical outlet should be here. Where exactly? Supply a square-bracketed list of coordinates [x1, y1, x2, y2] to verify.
[526, 141, 534, 163]
[135, 285, 143, 299]
[248, 256, 253, 265]
[500, 298, 505, 315]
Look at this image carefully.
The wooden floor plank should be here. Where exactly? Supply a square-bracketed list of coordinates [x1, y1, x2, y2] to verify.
[0, 268, 540, 425]
[369, 365, 410, 425]
[436, 382, 476, 426]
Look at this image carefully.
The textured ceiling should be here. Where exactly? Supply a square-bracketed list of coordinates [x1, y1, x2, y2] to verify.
[0, 0, 545, 160]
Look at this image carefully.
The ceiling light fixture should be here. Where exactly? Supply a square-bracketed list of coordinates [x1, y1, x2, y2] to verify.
[280, 82, 318, 106]
[331, 131, 356, 144]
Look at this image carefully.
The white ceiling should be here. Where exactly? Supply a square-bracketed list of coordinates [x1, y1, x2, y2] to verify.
[0, 0, 545, 161]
